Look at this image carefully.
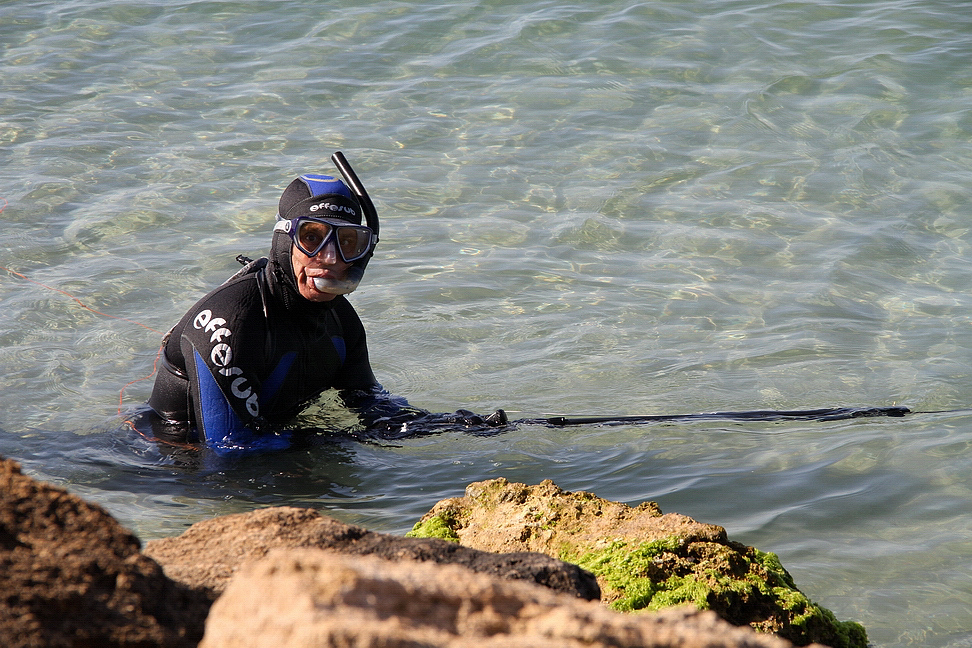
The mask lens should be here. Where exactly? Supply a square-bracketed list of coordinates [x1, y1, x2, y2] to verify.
[296, 220, 332, 257]
[336, 226, 371, 262]
[295, 219, 372, 262]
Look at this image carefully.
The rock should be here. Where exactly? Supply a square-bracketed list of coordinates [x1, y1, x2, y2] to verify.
[199, 548, 804, 648]
[407, 478, 867, 648]
[0, 456, 209, 648]
[144, 505, 600, 600]
[0, 452, 861, 648]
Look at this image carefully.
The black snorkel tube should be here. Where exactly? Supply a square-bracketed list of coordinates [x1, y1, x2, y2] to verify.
[331, 151, 380, 267]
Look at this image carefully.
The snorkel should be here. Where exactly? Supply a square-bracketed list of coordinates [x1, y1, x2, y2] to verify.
[309, 152, 380, 295]
[327, 151, 380, 286]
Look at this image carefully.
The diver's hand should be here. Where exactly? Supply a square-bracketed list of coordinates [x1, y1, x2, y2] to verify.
[453, 408, 508, 427]
[363, 408, 509, 438]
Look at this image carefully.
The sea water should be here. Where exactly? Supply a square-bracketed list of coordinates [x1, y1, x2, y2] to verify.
[2, 1, 972, 645]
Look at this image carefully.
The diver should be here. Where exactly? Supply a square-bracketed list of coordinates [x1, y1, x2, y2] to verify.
[144, 153, 506, 454]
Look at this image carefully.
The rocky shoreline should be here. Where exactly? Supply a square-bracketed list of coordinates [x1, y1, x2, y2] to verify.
[0, 455, 864, 647]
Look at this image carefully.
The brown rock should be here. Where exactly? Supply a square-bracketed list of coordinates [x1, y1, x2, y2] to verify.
[408, 478, 868, 648]
[199, 549, 804, 648]
[144, 505, 599, 600]
[0, 454, 851, 648]
[0, 456, 209, 648]
[411, 477, 727, 555]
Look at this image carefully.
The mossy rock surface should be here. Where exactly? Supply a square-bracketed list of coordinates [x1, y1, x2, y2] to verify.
[408, 478, 866, 648]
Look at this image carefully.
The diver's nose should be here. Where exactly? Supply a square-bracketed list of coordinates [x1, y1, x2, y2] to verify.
[317, 239, 340, 264]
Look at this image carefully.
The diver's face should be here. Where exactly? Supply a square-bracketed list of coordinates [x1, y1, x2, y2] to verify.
[291, 238, 351, 302]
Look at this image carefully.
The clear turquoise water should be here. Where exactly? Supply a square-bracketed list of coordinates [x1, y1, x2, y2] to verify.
[3, 1, 972, 645]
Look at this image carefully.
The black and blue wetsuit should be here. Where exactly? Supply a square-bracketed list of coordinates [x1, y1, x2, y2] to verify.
[147, 255, 390, 452]
[145, 184, 507, 454]
[143, 171, 421, 454]
[147, 254, 506, 453]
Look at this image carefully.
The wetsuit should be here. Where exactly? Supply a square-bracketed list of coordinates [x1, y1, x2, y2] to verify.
[147, 253, 506, 452]
[148, 254, 386, 448]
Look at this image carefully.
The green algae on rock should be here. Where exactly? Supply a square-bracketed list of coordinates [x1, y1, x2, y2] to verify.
[408, 478, 867, 648]
[404, 505, 463, 543]
[569, 539, 866, 648]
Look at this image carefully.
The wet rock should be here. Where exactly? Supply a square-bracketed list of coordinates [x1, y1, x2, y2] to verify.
[144, 505, 599, 600]
[199, 548, 802, 648]
[0, 456, 209, 648]
[407, 478, 867, 648]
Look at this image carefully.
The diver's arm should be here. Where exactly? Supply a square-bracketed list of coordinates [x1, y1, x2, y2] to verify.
[331, 301, 508, 436]
[338, 385, 429, 432]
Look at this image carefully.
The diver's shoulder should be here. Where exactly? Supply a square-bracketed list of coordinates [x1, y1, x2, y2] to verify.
[184, 267, 266, 318]
[206, 271, 262, 298]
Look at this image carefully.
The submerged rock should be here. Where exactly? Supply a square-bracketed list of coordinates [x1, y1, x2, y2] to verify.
[0, 456, 209, 648]
[144, 506, 599, 600]
[200, 548, 800, 648]
[407, 478, 867, 648]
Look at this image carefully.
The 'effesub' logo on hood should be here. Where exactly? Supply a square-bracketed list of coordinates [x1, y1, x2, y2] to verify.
[308, 201, 357, 218]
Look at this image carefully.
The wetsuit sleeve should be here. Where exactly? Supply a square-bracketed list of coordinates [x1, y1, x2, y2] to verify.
[339, 385, 428, 429]
[327, 301, 508, 436]
[339, 386, 509, 438]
